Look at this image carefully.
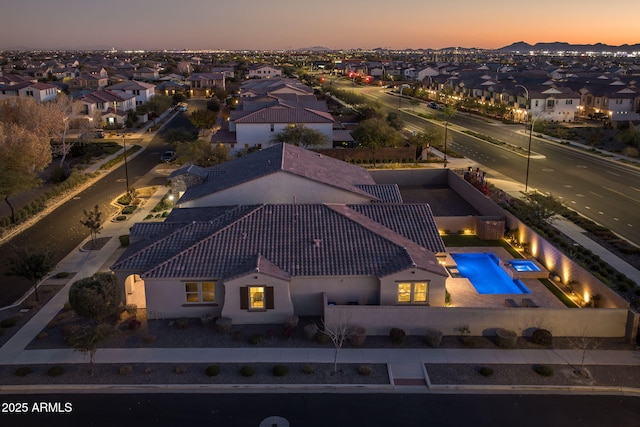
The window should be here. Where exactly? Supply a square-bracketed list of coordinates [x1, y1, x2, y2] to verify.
[184, 281, 215, 303]
[566, 100, 573, 105]
[240, 286, 274, 310]
[397, 282, 428, 304]
[270, 124, 275, 132]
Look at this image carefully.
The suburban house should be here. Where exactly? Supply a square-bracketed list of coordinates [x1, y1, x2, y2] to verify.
[77, 89, 136, 127]
[133, 67, 160, 81]
[213, 79, 334, 153]
[188, 72, 226, 97]
[0, 81, 58, 103]
[70, 74, 109, 90]
[106, 80, 156, 106]
[248, 63, 283, 79]
[111, 143, 447, 323]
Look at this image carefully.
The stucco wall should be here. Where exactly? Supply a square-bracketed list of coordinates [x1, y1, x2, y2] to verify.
[144, 278, 224, 319]
[236, 122, 333, 148]
[180, 171, 372, 207]
[291, 275, 379, 315]
[222, 273, 293, 324]
[379, 268, 447, 307]
[324, 302, 631, 337]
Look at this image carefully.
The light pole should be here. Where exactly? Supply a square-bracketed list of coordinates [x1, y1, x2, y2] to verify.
[398, 84, 409, 111]
[122, 128, 130, 193]
[516, 84, 533, 192]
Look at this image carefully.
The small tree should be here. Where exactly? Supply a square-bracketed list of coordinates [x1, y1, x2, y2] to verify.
[80, 205, 103, 248]
[270, 124, 328, 149]
[69, 322, 114, 375]
[189, 110, 217, 136]
[320, 318, 357, 374]
[6, 246, 54, 302]
[68, 273, 121, 321]
[351, 118, 402, 166]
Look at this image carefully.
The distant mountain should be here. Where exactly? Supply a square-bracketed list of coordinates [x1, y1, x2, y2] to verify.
[499, 41, 640, 53]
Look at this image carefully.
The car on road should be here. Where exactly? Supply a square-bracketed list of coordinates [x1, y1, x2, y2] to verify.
[160, 150, 175, 163]
[427, 102, 438, 109]
[95, 129, 105, 138]
[177, 102, 188, 112]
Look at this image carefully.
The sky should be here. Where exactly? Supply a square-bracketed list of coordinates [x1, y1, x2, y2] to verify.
[1, 0, 639, 51]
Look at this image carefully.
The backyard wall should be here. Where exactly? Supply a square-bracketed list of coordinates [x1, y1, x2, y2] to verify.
[323, 297, 633, 338]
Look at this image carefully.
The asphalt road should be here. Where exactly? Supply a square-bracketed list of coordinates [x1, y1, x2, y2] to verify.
[0, 393, 637, 427]
[0, 110, 195, 307]
[348, 81, 640, 246]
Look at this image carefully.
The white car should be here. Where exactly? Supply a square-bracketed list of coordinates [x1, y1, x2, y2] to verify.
[177, 103, 188, 112]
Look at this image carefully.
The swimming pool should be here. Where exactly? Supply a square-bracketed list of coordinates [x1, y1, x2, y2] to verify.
[451, 253, 531, 295]
[509, 259, 542, 272]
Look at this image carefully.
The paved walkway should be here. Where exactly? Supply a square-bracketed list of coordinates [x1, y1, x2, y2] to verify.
[0, 114, 639, 393]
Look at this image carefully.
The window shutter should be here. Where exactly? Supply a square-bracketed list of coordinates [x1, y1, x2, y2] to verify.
[240, 287, 248, 310]
[265, 286, 274, 309]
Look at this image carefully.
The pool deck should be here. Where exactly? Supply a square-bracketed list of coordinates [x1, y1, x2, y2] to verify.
[444, 247, 565, 309]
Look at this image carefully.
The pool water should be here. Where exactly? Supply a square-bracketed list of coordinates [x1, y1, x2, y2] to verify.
[451, 253, 531, 295]
[509, 259, 541, 272]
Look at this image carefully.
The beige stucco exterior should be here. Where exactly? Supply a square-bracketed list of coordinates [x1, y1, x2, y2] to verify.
[222, 273, 293, 324]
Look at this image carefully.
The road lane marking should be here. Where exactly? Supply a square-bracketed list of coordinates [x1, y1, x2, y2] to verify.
[602, 186, 640, 204]
[589, 191, 603, 198]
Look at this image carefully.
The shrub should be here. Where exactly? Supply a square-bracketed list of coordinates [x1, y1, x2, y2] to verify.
[205, 365, 221, 377]
[495, 328, 517, 349]
[478, 366, 494, 377]
[115, 215, 126, 221]
[272, 365, 288, 377]
[316, 332, 330, 344]
[534, 364, 554, 377]
[303, 323, 318, 341]
[124, 304, 137, 316]
[283, 314, 299, 328]
[14, 367, 33, 377]
[348, 326, 367, 347]
[302, 364, 315, 375]
[215, 317, 233, 333]
[127, 319, 141, 330]
[56, 272, 71, 279]
[357, 364, 373, 376]
[389, 327, 406, 345]
[47, 366, 65, 377]
[240, 366, 255, 377]
[119, 235, 130, 247]
[1, 318, 17, 328]
[532, 329, 553, 347]
[117, 194, 132, 205]
[118, 365, 133, 376]
[248, 333, 262, 345]
[175, 365, 188, 374]
[281, 327, 294, 340]
[144, 367, 153, 374]
[175, 318, 189, 329]
[37, 331, 48, 340]
[61, 324, 80, 337]
[143, 334, 156, 344]
[424, 328, 443, 348]
[121, 205, 137, 215]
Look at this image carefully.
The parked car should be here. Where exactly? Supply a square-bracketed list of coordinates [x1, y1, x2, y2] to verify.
[177, 102, 188, 112]
[95, 129, 105, 138]
[427, 102, 438, 109]
[161, 150, 175, 163]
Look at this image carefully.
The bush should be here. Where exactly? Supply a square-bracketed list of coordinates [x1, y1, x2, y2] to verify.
[316, 332, 330, 345]
[357, 364, 373, 376]
[127, 319, 141, 330]
[303, 323, 318, 341]
[478, 366, 494, 377]
[47, 366, 65, 377]
[248, 333, 262, 345]
[272, 365, 288, 377]
[283, 314, 299, 328]
[175, 318, 189, 329]
[50, 167, 69, 183]
[14, 367, 33, 377]
[495, 328, 517, 349]
[240, 366, 255, 377]
[37, 331, 48, 340]
[175, 365, 188, 374]
[534, 364, 554, 377]
[215, 317, 233, 334]
[1, 318, 17, 328]
[532, 328, 553, 347]
[205, 365, 221, 377]
[302, 364, 315, 375]
[348, 326, 367, 347]
[119, 235, 130, 247]
[389, 327, 406, 345]
[118, 365, 133, 375]
[143, 334, 156, 344]
[425, 328, 443, 348]
[121, 205, 137, 215]
[117, 194, 132, 205]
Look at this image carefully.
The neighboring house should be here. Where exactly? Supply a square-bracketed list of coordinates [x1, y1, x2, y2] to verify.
[210, 67, 235, 79]
[523, 86, 581, 122]
[578, 82, 640, 122]
[106, 80, 156, 106]
[77, 89, 136, 127]
[248, 63, 283, 79]
[169, 143, 401, 207]
[112, 143, 446, 322]
[0, 81, 58, 103]
[70, 74, 109, 90]
[188, 72, 225, 96]
[133, 67, 160, 81]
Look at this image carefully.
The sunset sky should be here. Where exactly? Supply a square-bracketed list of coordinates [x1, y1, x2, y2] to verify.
[2, 0, 639, 51]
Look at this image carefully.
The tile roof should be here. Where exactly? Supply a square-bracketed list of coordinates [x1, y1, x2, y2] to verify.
[174, 143, 377, 204]
[112, 204, 446, 280]
[355, 184, 403, 203]
[233, 107, 334, 124]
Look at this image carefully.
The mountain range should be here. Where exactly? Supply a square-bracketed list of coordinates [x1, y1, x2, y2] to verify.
[498, 41, 640, 53]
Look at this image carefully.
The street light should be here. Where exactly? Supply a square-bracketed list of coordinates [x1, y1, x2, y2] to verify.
[516, 84, 533, 192]
[398, 84, 409, 110]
